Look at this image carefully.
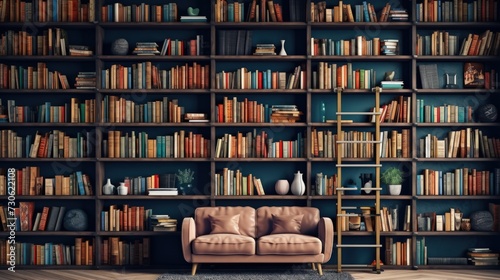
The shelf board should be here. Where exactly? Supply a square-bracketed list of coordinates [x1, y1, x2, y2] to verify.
[0, 56, 95, 61]
[0, 195, 95, 200]
[416, 264, 500, 269]
[212, 122, 306, 127]
[0, 22, 96, 28]
[99, 89, 210, 94]
[213, 158, 307, 162]
[415, 231, 500, 236]
[310, 22, 412, 29]
[338, 231, 412, 236]
[0, 265, 96, 269]
[310, 122, 412, 127]
[416, 158, 500, 162]
[212, 89, 306, 94]
[416, 123, 500, 127]
[98, 231, 180, 236]
[215, 55, 306, 61]
[0, 231, 94, 237]
[416, 195, 500, 200]
[0, 158, 95, 162]
[98, 55, 211, 61]
[0, 89, 95, 94]
[310, 89, 413, 94]
[98, 122, 211, 127]
[416, 89, 500, 94]
[310, 55, 412, 61]
[315, 195, 413, 200]
[415, 22, 500, 29]
[99, 22, 210, 29]
[214, 195, 307, 200]
[416, 55, 500, 61]
[214, 22, 307, 29]
[99, 195, 210, 200]
[97, 158, 208, 162]
[0, 123, 96, 127]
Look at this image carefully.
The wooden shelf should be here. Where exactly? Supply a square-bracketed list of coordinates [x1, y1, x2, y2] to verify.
[0, 231, 94, 237]
[414, 232, 500, 236]
[0, 195, 96, 200]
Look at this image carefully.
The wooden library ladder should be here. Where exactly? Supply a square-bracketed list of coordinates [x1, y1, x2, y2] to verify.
[334, 86, 383, 273]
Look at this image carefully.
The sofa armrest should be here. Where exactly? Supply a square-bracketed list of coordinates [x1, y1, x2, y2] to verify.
[318, 217, 334, 263]
[181, 217, 196, 263]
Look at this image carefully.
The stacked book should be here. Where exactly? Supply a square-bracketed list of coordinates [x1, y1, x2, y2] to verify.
[69, 45, 93, 56]
[74, 72, 96, 89]
[184, 112, 208, 123]
[148, 188, 178, 196]
[180, 16, 207, 22]
[380, 81, 404, 89]
[270, 105, 302, 123]
[132, 42, 160, 55]
[388, 9, 408, 21]
[467, 248, 499, 266]
[253, 44, 276, 55]
[150, 215, 177, 232]
[381, 39, 399, 55]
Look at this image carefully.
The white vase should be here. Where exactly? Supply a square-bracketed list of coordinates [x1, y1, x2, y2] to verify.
[275, 179, 290, 195]
[102, 178, 115, 195]
[117, 182, 128, 195]
[279, 39, 287, 56]
[388, 184, 401, 195]
[291, 171, 305, 195]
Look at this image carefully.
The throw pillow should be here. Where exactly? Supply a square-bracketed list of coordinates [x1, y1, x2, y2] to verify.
[209, 214, 240, 235]
[271, 214, 304, 234]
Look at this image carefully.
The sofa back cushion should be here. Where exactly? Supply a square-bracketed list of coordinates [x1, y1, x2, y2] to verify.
[256, 206, 319, 238]
[194, 206, 256, 238]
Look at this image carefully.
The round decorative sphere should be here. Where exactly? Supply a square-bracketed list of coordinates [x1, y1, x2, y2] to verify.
[111, 38, 129, 55]
[275, 179, 289, 195]
[63, 209, 88, 231]
[470, 211, 493, 231]
[477, 104, 497, 123]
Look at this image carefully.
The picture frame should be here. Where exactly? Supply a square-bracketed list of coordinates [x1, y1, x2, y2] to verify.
[464, 62, 485, 88]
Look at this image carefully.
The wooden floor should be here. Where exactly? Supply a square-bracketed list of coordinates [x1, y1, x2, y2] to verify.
[0, 269, 499, 280]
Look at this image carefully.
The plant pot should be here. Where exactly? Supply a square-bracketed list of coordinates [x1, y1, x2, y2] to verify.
[388, 184, 402, 195]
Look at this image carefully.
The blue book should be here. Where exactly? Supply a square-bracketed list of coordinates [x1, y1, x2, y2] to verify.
[362, 2, 370, 22]
[53, 0, 58, 22]
[266, 69, 272, 89]
[416, 174, 421, 195]
[76, 171, 86, 195]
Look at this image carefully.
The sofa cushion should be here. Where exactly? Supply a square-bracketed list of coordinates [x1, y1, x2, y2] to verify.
[271, 214, 303, 234]
[257, 234, 322, 255]
[256, 206, 320, 237]
[209, 214, 240, 235]
[195, 207, 256, 238]
[192, 234, 255, 255]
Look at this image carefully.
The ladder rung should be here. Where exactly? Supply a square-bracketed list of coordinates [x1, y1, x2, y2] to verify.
[336, 164, 382, 167]
[341, 206, 358, 210]
[339, 264, 371, 268]
[371, 87, 383, 92]
[336, 213, 360, 217]
[360, 187, 383, 191]
[336, 112, 380, 115]
[336, 187, 358, 191]
[337, 140, 382, 143]
[336, 244, 383, 248]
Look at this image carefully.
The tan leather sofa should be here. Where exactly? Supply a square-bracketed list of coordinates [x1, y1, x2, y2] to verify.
[181, 206, 334, 275]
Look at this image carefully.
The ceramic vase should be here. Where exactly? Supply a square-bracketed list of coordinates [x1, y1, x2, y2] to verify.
[291, 171, 305, 195]
[117, 182, 128, 195]
[388, 184, 402, 195]
[275, 180, 289, 195]
[279, 39, 287, 56]
[102, 178, 115, 195]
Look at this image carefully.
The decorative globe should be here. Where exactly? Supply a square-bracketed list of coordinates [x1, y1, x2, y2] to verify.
[470, 211, 493, 231]
[477, 104, 497, 123]
[111, 38, 129, 55]
[63, 209, 88, 231]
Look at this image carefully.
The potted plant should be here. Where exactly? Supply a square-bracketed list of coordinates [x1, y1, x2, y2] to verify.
[176, 169, 195, 195]
[381, 167, 404, 195]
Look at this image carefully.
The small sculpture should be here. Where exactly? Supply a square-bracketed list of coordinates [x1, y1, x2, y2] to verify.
[384, 71, 395, 81]
[187, 7, 200, 16]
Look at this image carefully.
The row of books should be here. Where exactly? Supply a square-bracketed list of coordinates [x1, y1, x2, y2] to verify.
[0, 129, 92, 158]
[102, 2, 177, 23]
[215, 65, 305, 90]
[417, 208, 465, 232]
[215, 0, 284, 23]
[0, 204, 68, 232]
[103, 130, 210, 159]
[214, 168, 265, 196]
[370, 95, 411, 123]
[101, 237, 150, 265]
[417, 168, 500, 196]
[0, 0, 96, 22]
[415, 0, 498, 22]
[459, 30, 500, 56]
[0, 168, 92, 196]
[0, 238, 94, 266]
[1, 28, 70, 56]
[416, 101, 473, 123]
[102, 96, 184, 123]
[341, 205, 411, 233]
[214, 131, 304, 159]
[2, 98, 95, 123]
[311, 37, 390, 56]
[216, 96, 269, 123]
[385, 237, 412, 266]
[419, 128, 500, 159]
[150, 215, 177, 231]
[0, 63, 70, 89]
[159, 35, 206, 56]
[218, 30, 252, 55]
[109, 174, 175, 196]
[101, 62, 210, 90]
[312, 62, 375, 90]
[100, 205, 152, 232]
[314, 173, 336, 196]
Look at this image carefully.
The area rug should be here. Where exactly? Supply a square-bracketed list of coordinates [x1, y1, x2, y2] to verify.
[157, 269, 354, 280]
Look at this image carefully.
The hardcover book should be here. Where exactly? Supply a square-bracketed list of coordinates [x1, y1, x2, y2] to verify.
[464, 62, 485, 88]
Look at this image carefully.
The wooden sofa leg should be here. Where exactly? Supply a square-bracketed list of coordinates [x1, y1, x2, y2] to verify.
[191, 263, 198, 276]
[311, 263, 316, 270]
[316, 263, 323, 275]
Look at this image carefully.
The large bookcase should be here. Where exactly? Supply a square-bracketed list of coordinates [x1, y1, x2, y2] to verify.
[0, 0, 499, 270]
